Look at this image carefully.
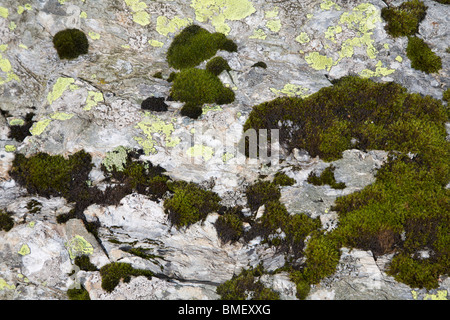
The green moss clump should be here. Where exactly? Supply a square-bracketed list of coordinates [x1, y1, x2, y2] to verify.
[170, 68, 235, 113]
[307, 165, 346, 189]
[74, 255, 98, 271]
[443, 88, 450, 103]
[180, 102, 203, 119]
[433, 0, 449, 4]
[206, 56, 231, 76]
[216, 265, 280, 300]
[52, 28, 89, 60]
[272, 172, 295, 187]
[99, 262, 153, 293]
[10, 150, 93, 200]
[381, 0, 427, 38]
[215, 207, 244, 243]
[245, 180, 280, 213]
[166, 25, 237, 70]
[67, 286, 90, 300]
[406, 36, 442, 74]
[0, 209, 14, 231]
[163, 181, 221, 228]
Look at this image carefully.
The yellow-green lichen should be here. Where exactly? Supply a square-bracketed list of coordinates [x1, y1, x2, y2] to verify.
[0, 44, 7, 52]
[324, 26, 342, 43]
[156, 16, 192, 36]
[249, 28, 267, 40]
[8, 21, 17, 31]
[305, 52, 334, 71]
[270, 84, 310, 98]
[222, 152, 234, 162]
[18, 244, 30, 256]
[84, 91, 104, 111]
[359, 60, 395, 78]
[8, 118, 25, 126]
[47, 77, 75, 104]
[65, 235, 94, 260]
[295, 32, 311, 44]
[19, 44, 28, 50]
[266, 19, 281, 32]
[28, 221, 36, 228]
[5, 145, 16, 152]
[0, 52, 19, 85]
[186, 144, 214, 161]
[88, 31, 101, 40]
[0, 7, 9, 19]
[320, 0, 341, 11]
[125, 0, 150, 26]
[80, 11, 87, 19]
[0, 278, 15, 291]
[102, 145, 130, 172]
[50, 112, 74, 121]
[202, 104, 223, 114]
[395, 55, 403, 62]
[190, 0, 256, 35]
[424, 290, 447, 300]
[265, 7, 279, 19]
[134, 113, 180, 155]
[30, 119, 52, 136]
[148, 39, 164, 47]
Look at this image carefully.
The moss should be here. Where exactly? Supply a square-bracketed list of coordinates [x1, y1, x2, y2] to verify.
[0, 209, 14, 231]
[216, 265, 279, 300]
[141, 97, 168, 112]
[166, 71, 177, 83]
[52, 28, 89, 60]
[74, 255, 98, 271]
[245, 180, 281, 213]
[251, 61, 267, 69]
[272, 172, 295, 187]
[206, 56, 231, 76]
[152, 71, 163, 79]
[381, 0, 427, 38]
[26, 199, 42, 214]
[214, 207, 244, 243]
[163, 181, 221, 228]
[307, 165, 346, 189]
[10, 150, 93, 200]
[244, 75, 449, 288]
[170, 68, 235, 112]
[67, 286, 90, 300]
[8, 113, 34, 142]
[166, 25, 237, 70]
[180, 102, 203, 119]
[443, 88, 450, 103]
[99, 262, 153, 293]
[433, 0, 449, 4]
[406, 36, 442, 74]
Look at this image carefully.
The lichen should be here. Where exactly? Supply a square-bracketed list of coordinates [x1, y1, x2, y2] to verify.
[186, 144, 214, 161]
[50, 112, 74, 121]
[88, 31, 101, 40]
[148, 39, 164, 47]
[18, 244, 30, 256]
[125, 0, 151, 26]
[295, 32, 310, 44]
[8, 118, 25, 126]
[5, 145, 16, 152]
[249, 28, 267, 40]
[102, 146, 130, 172]
[320, 0, 341, 11]
[359, 60, 395, 78]
[65, 235, 94, 260]
[156, 16, 192, 37]
[47, 77, 75, 104]
[134, 113, 180, 155]
[84, 91, 104, 111]
[0, 278, 15, 291]
[29, 119, 52, 136]
[305, 52, 334, 71]
[270, 84, 310, 98]
[190, 0, 256, 35]
[266, 19, 281, 32]
[0, 7, 9, 19]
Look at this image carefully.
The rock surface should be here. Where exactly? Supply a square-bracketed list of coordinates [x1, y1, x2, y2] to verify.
[0, 0, 449, 300]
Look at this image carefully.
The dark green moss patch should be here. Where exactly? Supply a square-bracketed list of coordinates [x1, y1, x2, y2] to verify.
[307, 165, 346, 189]
[180, 102, 203, 119]
[163, 181, 221, 228]
[245, 180, 280, 213]
[215, 207, 245, 244]
[206, 56, 231, 76]
[444, 88, 450, 103]
[141, 97, 168, 112]
[272, 172, 295, 186]
[406, 36, 442, 74]
[74, 255, 98, 271]
[8, 113, 35, 142]
[67, 286, 90, 300]
[0, 209, 14, 232]
[381, 0, 427, 38]
[99, 262, 153, 293]
[53, 28, 89, 60]
[216, 265, 280, 300]
[166, 25, 237, 70]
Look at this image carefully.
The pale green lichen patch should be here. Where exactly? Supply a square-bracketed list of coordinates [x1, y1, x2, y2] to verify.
[84, 91, 104, 110]
[202, 104, 223, 114]
[190, 0, 256, 35]
[18, 244, 30, 256]
[395, 55, 403, 62]
[270, 84, 310, 98]
[149, 39, 164, 47]
[0, 52, 20, 85]
[305, 52, 334, 71]
[186, 144, 214, 161]
[0, 278, 15, 291]
[156, 16, 192, 36]
[320, 0, 341, 11]
[5, 145, 16, 152]
[249, 28, 267, 40]
[424, 290, 447, 300]
[30, 119, 52, 136]
[125, 0, 150, 26]
[102, 146, 130, 172]
[134, 113, 181, 155]
[47, 77, 75, 105]
[222, 152, 234, 162]
[8, 118, 25, 126]
[359, 60, 395, 78]
[65, 235, 94, 260]
[0, 7, 9, 19]
[50, 112, 74, 121]
[88, 31, 101, 40]
[266, 19, 281, 32]
[295, 32, 310, 44]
